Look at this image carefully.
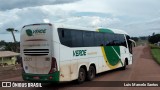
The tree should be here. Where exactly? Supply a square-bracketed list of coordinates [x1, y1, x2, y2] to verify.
[148, 34, 160, 44]
[6, 28, 18, 52]
[0, 40, 20, 52]
[140, 36, 148, 40]
[152, 32, 155, 36]
[131, 37, 139, 42]
[6, 28, 18, 42]
[0, 40, 6, 46]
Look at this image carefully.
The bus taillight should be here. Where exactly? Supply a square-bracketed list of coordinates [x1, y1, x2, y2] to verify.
[49, 57, 58, 74]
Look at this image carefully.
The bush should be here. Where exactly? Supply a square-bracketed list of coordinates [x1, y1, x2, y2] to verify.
[150, 44, 160, 65]
[151, 49, 160, 65]
[149, 44, 160, 49]
[148, 34, 160, 44]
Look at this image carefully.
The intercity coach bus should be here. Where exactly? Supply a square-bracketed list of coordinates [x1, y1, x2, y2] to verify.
[20, 23, 133, 83]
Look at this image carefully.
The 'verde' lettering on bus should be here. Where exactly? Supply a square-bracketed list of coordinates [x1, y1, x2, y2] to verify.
[26, 29, 46, 36]
[32, 29, 46, 34]
[73, 50, 87, 57]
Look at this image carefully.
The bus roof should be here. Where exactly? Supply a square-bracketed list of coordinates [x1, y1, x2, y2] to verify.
[22, 23, 129, 35]
[53, 23, 129, 35]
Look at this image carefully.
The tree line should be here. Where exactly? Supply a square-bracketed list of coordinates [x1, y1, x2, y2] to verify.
[0, 40, 20, 52]
[148, 34, 160, 44]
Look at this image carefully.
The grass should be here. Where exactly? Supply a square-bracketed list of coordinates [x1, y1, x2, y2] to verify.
[150, 44, 160, 49]
[150, 44, 160, 65]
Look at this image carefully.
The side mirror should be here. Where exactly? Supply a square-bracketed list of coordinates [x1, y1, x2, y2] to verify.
[129, 39, 136, 47]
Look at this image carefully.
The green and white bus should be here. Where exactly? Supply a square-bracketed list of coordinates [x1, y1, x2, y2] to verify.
[20, 23, 133, 83]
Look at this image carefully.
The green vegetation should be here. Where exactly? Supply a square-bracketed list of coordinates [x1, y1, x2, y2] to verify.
[150, 44, 160, 64]
[148, 34, 160, 44]
[0, 40, 20, 52]
[131, 36, 149, 46]
[150, 44, 160, 49]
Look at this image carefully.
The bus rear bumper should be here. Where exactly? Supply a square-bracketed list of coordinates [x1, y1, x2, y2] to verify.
[22, 72, 60, 82]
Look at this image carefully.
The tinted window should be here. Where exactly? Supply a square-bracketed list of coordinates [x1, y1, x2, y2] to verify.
[104, 33, 110, 46]
[83, 31, 95, 47]
[58, 28, 72, 47]
[71, 30, 83, 47]
[118, 34, 126, 46]
[94, 32, 104, 46]
[103, 33, 115, 46]
[113, 34, 119, 45]
[58, 28, 128, 47]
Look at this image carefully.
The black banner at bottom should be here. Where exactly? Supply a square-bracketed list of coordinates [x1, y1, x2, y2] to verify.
[0, 81, 160, 87]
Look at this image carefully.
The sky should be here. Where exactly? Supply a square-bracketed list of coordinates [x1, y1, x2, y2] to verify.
[0, 0, 160, 42]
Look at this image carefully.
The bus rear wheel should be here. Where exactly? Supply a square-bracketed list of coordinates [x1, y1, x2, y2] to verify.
[77, 67, 86, 83]
[87, 65, 96, 81]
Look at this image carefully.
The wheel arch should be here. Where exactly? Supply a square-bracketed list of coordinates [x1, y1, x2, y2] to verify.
[125, 58, 129, 65]
[89, 63, 97, 74]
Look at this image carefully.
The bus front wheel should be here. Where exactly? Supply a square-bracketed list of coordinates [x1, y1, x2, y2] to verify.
[121, 61, 126, 70]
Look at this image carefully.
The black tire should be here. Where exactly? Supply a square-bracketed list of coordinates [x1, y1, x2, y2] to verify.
[87, 66, 96, 81]
[121, 61, 126, 70]
[77, 67, 86, 83]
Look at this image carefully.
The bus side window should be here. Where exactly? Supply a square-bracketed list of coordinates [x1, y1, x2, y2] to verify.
[104, 33, 115, 46]
[94, 32, 104, 46]
[104, 33, 110, 46]
[58, 28, 72, 47]
[71, 30, 83, 47]
[62, 30, 64, 37]
[83, 31, 94, 47]
[119, 34, 126, 47]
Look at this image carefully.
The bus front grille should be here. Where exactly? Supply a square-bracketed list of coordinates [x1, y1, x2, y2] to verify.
[23, 49, 49, 56]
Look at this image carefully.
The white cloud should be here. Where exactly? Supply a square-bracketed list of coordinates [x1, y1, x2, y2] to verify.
[0, 5, 122, 42]
[43, 19, 50, 23]
[53, 0, 112, 14]
[0, 5, 121, 33]
[0, 0, 81, 11]
[1, 0, 160, 41]
[53, 0, 160, 18]
[56, 16, 121, 28]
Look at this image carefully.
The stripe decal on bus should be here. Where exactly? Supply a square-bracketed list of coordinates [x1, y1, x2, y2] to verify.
[111, 46, 123, 66]
[101, 47, 121, 69]
[98, 29, 123, 69]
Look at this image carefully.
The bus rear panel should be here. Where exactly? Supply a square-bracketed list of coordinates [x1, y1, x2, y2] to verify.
[21, 23, 59, 82]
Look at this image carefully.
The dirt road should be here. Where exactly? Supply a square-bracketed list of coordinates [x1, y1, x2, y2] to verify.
[1, 45, 160, 90]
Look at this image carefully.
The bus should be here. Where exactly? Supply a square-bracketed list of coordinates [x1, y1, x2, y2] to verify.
[20, 23, 133, 83]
